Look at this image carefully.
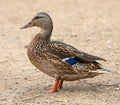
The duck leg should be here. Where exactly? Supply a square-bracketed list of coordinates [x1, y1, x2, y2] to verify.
[45, 79, 59, 93]
[57, 80, 64, 89]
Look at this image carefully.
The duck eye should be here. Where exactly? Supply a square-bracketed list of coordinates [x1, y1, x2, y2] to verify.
[34, 16, 39, 20]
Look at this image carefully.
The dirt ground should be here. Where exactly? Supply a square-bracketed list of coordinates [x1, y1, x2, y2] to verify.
[0, 0, 120, 105]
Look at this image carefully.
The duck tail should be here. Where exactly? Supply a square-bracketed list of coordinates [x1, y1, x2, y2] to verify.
[93, 61, 103, 69]
[101, 68, 112, 73]
[93, 62, 112, 73]
[84, 72, 104, 78]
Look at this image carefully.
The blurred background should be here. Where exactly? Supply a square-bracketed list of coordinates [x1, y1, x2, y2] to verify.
[0, 0, 120, 105]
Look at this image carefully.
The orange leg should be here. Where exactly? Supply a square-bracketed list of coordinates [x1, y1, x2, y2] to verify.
[58, 80, 64, 89]
[45, 80, 59, 93]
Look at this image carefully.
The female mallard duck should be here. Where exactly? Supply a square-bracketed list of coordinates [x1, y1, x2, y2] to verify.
[21, 12, 106, 93]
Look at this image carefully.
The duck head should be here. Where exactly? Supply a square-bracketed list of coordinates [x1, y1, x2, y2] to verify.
[20, 12, 53, 30]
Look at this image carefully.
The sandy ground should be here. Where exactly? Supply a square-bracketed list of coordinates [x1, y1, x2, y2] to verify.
[0, 0, 120, 105]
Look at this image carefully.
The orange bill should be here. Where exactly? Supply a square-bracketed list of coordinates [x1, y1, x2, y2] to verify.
[20, 21, 34, 29]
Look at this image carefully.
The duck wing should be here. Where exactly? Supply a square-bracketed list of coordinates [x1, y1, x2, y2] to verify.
[46, 41, 106, 63]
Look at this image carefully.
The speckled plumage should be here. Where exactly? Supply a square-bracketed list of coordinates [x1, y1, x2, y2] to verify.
[21, 12, 106, 93]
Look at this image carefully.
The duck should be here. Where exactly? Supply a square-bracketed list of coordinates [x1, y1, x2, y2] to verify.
[20, 12, 106, 93]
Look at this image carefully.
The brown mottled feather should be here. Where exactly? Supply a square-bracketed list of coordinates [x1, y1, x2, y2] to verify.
[47, 41, 106, 63]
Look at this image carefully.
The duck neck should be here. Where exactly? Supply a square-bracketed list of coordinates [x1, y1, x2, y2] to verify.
[41, 26, 53, 42]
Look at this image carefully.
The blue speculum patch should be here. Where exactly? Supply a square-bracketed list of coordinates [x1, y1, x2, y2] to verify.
[65, 58, 78, 65]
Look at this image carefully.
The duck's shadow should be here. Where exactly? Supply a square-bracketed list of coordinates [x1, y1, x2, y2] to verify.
[62, 81, 120, 93]
[14, 81, 120, 103]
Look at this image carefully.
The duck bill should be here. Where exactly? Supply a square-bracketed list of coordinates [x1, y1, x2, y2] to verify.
[20, 21, 34, 29]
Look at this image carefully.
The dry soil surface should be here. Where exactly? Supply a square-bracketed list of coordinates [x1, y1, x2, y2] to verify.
[0, 0, 120, 105]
